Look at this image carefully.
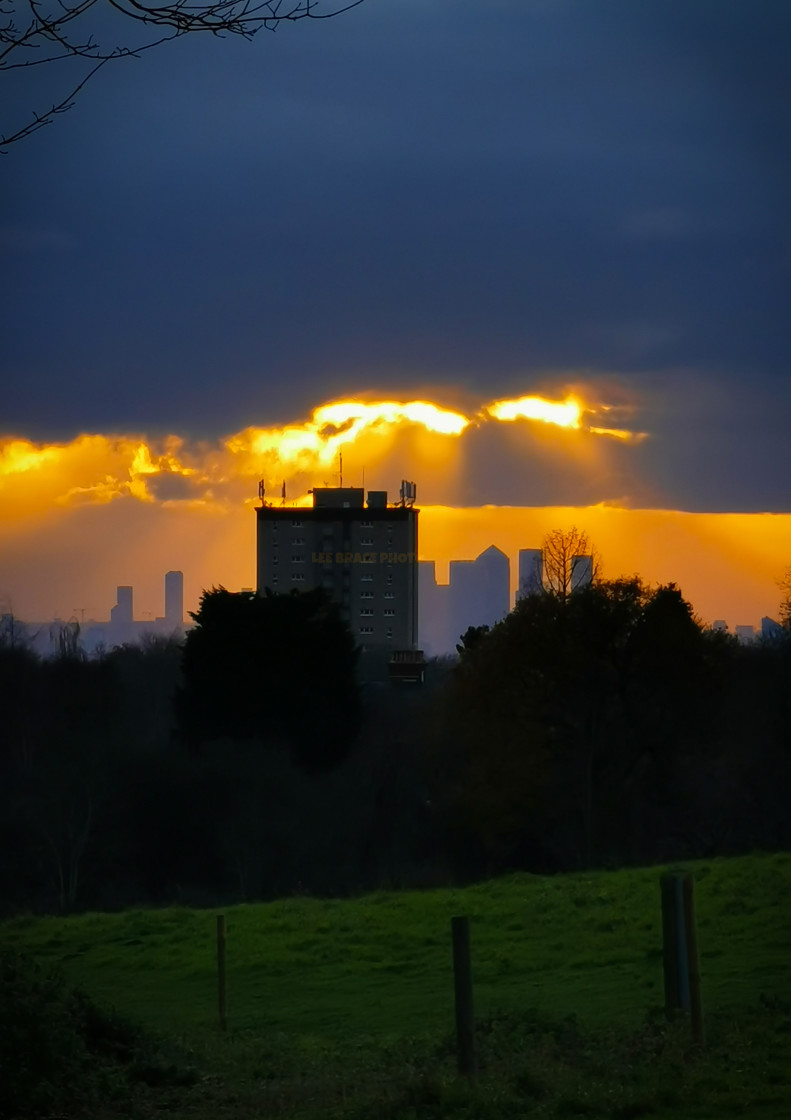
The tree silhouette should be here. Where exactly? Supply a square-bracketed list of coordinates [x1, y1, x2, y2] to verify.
[175, 586, 360, 771]
[432, 578, 718, 872]
[1, 0, 366, 149]
[778, 567, 791, 629]
[455, 624, 489, 658]
[541, 526, 599, 600]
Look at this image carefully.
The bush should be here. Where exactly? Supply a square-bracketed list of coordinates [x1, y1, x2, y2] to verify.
[0, 951, 196, 1118]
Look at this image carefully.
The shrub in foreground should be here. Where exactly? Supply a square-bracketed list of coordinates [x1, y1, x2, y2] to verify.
[0, 951, 197, 1118]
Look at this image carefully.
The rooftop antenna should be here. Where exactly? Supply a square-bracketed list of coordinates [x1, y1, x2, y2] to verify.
[258, 479, 265, 507]
[280, 480, 286, 507]
[339, 450, 343, 488]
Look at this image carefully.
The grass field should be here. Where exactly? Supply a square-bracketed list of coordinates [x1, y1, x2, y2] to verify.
[4, 852, 791, 1118]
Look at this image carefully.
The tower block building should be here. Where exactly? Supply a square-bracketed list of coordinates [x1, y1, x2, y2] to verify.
[256, 482, 420, 672]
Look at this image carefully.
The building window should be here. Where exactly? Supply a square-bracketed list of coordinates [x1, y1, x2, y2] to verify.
[361, 574, 373, 582]
[384, 591, 394, 598]
[360, 537, 374, 546]
[386, 628, 393, 639]
[290, 573, 305, 582]
[272, 557, 279, 565]
[360, 609, 374, 617]
[384, 609, 395, 617]
[386, 574, 393, 585]
[360, 626, 374, 635]
[291, 520, 303, 527]
[360, 520, 374, 528]
[292, 537, 305, 545]
[360, 591, 374, 599]
[291, 555, 304, 563]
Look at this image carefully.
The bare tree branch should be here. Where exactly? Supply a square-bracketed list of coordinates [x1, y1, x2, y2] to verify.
[1, 0, 366, 149]
[542, 526, 600, 601]
[777, 566, 791, 629]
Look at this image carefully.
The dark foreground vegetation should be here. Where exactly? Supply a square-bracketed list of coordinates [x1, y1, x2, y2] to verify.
[3, 855, 791, 1119]
[1, 569, 791, 914]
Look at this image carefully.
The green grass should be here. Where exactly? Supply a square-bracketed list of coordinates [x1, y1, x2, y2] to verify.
[3, 852, 791, 1118]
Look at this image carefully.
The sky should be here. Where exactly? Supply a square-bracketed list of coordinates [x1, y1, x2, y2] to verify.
[2, 0, 790, 627]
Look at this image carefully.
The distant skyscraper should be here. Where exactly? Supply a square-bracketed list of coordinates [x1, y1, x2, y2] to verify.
[571, 554, 593, 591]
[111, 586, 133, 624]
[109, 585, 133, 645]
[761, 616, 783, 640]
[734, 624, 756, 644]
[517, 548, 543, 601]
[165, 570, 184, 628]
[418, 560, 451, 657]
[449, 545, 510, 647]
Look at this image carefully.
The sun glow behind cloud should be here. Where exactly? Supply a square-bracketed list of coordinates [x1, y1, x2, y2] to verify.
[1, 389, 787, 628]
[484, 395, 646, 442]
[0, 391, 637, 521]
[486, 395, 583, 427]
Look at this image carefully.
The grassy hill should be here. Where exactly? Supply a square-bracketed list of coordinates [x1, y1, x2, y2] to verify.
[3, 852, 791, 1118]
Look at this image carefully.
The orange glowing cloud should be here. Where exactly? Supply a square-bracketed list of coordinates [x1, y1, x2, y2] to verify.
[1, 440, 62, 477]
[0, 390, 645, 530]
[485, 394, 583, 428]
[0, 382, 789, 632]
[0, 433, 203, 525]
[224, 398, 470, 491]
[484, 393, 646, 442]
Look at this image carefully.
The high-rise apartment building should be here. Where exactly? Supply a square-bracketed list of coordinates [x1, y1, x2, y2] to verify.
[256, 484, 418, 656]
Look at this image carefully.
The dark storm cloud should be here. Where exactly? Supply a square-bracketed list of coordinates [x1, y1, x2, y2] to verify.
[145, 472, 206, 503]
[2, 0, 789, 509]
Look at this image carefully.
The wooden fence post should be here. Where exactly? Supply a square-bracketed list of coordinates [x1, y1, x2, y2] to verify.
[451, 915, 477, 1077]
[216, 914, 227, 1032]
[660, 873, 705, 1046]
[682, 874, 705, 1047]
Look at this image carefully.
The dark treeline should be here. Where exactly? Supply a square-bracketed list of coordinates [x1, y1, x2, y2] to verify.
[1, 578, 790, 916]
